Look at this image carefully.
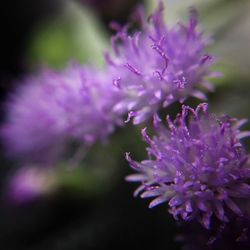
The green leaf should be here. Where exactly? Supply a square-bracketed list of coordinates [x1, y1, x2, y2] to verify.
[28, 1, 109, 69]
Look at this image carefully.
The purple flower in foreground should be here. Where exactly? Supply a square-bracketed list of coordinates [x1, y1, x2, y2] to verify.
[107, 3, 220, 124]
[1, 63, 121, 163]
[126, 103, 250, 229]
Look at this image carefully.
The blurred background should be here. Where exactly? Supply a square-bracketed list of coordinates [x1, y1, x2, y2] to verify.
[0, 0, 250, 249]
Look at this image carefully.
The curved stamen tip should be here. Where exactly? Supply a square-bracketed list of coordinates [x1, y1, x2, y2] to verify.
[153, 113, 162, 128]
[125, 111, 137, 123]
[113, 77, 121, 88]
[125, 152, 140, 170]
[196, 103, 209, 116]
[125, 152, 131, 161]
[141, 127, 153, 144]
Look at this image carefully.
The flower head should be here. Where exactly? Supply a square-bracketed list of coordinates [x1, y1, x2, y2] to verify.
[108, 3, 219, 124]
[1, 63, 121, 164]
[7, 166, 56, 205]
[126, 103, 250, 229]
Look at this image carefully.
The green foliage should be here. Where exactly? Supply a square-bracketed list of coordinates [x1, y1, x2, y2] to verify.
[28, 1, 109, 68]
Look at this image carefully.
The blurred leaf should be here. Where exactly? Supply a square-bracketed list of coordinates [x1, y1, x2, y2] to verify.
[28, 1, 109, 68]
[56, 166, 102, 196]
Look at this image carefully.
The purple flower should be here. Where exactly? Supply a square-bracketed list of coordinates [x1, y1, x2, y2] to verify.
[126, 103, 250, 229]
[7, 167, 56, 205]
[1, 63, 121, 164]
[107, 3, 220, 124]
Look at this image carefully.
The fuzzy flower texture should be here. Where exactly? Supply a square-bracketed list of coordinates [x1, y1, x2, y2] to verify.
[108, 3, 219, 125]
[1, 64, 120, 164]
[126, 103, 250, 229]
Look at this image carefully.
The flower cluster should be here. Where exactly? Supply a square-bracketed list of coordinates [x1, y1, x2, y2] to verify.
[126, 103, 250, 229]
[2, 1, 249, 233]
[1, 3, 218, 164]
[1, 63, 121, 164]
[108, 3, 218, 124]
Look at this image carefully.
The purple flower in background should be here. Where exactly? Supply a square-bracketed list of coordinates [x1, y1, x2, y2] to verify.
[126, 103, 250, 229]
[107, 3, 219, 124]
[8, 167, 56, 205]
[1, 63, 121, 164]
